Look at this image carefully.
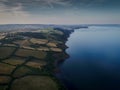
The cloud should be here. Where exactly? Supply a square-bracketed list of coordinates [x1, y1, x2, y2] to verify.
[70, 0, 108, 7]
[36, 0, 70, 7]
[0, 2, 29, 16]
[0, 0, 8, 2]
[0, 0, 119, 24]
[0, 0, 71, 9]
[0, 1, 32, 24]
[0, 0, 108, 12]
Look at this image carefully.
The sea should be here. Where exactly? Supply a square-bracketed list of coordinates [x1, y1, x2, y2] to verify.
[56, 25, 120, 90]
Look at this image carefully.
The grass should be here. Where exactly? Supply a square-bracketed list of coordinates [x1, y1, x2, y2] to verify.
[0, 76, 11, 84]
[13, 66, 32, 78]
[11, 76, 58, 90]
[0, 63, 15, 74]
[49, 30, 63, 35]
[0, 86, 7, 90]
[3, 44, 16, 47]
[0, 46, 16, 59]
[3, 57, 25, 66]
[15, 49, 46, 59]
[39, 28, 63, 35]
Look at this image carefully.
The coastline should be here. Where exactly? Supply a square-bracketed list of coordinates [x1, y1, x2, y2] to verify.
[52, 29, 75, 90]
[53, 27, 87, 90]
[53, 29, 74, 68]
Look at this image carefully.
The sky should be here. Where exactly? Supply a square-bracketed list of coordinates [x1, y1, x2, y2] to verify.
[0, 0, 120, 24]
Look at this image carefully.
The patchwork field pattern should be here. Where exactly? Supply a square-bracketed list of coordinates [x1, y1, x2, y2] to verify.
[0, 27, 71, 90]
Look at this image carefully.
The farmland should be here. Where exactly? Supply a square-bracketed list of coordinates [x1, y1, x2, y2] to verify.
[3, 57, 25, 66]
[11, 76, 58, 90]
[0, 76, 11, 84]
[0, 27, 73, 90]
[15, 49, 46, 59]
[0, 47, 16, 59]
[30, 38, 48, 45]
[0, 63, 15, 74]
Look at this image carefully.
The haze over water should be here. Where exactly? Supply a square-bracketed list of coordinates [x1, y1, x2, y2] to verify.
[58, 25, 120, 90]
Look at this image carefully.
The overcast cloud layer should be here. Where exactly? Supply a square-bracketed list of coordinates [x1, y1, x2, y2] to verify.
[0, 0, 120, 24]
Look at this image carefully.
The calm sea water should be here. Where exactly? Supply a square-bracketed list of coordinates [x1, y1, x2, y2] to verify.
[57, 25, 120, 90]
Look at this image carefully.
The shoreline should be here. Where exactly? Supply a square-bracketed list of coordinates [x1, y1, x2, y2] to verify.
[53, 27, 86, 90]
[53, 29, 74, 68]
[52, 29, 75, 90]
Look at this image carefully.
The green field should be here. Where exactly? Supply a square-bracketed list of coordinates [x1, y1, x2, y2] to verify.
[0, 46, 16, 59]
[13, 66, 32, 78]
[11, 76, 58, 90]
[15, 49, 46, 59]
[0, 76, 11, 84]
[0, 63, 15, 74]
[0, 86, 7, 90]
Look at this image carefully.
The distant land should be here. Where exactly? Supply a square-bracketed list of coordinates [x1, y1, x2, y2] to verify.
[0, 24, 89, 32]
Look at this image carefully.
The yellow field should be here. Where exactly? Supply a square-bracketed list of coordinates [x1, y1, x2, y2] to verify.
[47, 42, 57, 47]
[14, 39, 31, 47]
[30, 38, 48, 45]
[15, 49, 46, 59]
[14, 40, 23, 45]
[0, 47, 16, 59]
[0, 63, 15, 74]
[0, 76, 11, 84]
[50, 48, 62, 52]
[22, 46, 35, 50]
[0, 36, 5, 40]
[3, 57, 25, 66]
[21, 40, 31, 46]
[11, 76, 58, 90]
[37, 47, 50, 51]
[26, 61, 46, 69]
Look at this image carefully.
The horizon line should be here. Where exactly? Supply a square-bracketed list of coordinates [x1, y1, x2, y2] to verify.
[0, 24, 120, 25]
